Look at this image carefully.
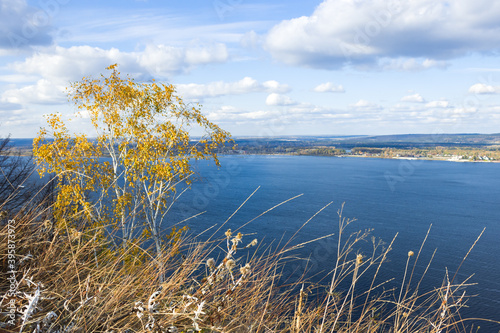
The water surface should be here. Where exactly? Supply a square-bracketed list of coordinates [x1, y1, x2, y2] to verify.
[171, 155, 500, 329]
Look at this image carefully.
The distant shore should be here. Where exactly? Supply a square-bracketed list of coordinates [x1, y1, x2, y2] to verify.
[224, 152, 500, 163]
[3, 150, 500, 164]
[348, 154, 500, 163]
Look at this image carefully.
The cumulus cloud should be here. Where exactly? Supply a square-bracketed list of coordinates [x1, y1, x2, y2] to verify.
[265, 93, 296, 106]
[2, 79, 66, 105]
[468, 83, 500, 94]
[313, 82, 345, 93]
[265, 0, 500, 69]
[351, 100, 381, 110]
[198, 97, 497, 135]
[0, 0, 54, 50]
[425, 100, 450, 108]
[11, 43, 229, 84]
[140, 43, 227, 76]
[401, 93, 425, 103]
[2, 43, 230, 112]
[176, 77, 290, 99]
[262, 80, 291, 94]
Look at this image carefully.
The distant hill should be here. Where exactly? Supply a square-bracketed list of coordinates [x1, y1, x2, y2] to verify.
[352, 133, 500, 144]
[231, 133, 500, 150]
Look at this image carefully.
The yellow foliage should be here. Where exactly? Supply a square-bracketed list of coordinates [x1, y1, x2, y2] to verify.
[34, 64, 232, 252]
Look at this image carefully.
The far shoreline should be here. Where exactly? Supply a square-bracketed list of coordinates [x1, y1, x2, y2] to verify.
[222, 153, 500, 163]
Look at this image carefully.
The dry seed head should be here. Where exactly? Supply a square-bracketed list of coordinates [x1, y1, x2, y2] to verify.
[225, 259, 236, 271]
[225, 229, 232, 238]
[206, 258, 216, 269]
[68, 228, 82, 241]
[248, 239, 258, 247]
[231, 237, 242, 246]
[408, 250, 414, 257]
[356, 254, 363, 265]
[43, 220, 52, 230]
[236, 232, 243, 240]
[240, 263, 251, 276]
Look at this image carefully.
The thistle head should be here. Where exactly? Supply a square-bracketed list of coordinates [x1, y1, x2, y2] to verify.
[225, 229, 232, 238]
[206, 258, 216, 269]
[225, 259, 236, 271]
[240, 263, 251, 276]
[408, 250, 414, 257]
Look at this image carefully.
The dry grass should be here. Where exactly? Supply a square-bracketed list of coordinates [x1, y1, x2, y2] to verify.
[0, 193, 496, 332]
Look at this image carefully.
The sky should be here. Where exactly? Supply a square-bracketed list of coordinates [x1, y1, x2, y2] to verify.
[1, 0, 500, 138]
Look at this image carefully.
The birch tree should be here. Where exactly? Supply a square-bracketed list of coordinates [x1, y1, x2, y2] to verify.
[34, 64, 231, 253]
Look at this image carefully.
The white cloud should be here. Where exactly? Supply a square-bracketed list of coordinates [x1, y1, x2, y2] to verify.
[1, 43, 230, 111]
[207, 106, 280, 122]
[313, 82, 345, 93]
[176, 77, 290, 99]
[425, 100, 450, 108]
[195, 96, 499, 135]
[468, 83, 500, 94]
[265, 93, 296, 106]
[262, 80, 291, 94]
[11, 43, 229, 84]
[140, 43, 227, 76]
[265, 0, 500, 69]
[288, 103, 327, 115]
[0, 74, 40, 83]
[351, 100, 380, 110]
[447, 107, 477, 116]
[401, 93, 425, 103]
[176, 77, 258, 98]
[12, 46, 133, 83]
[2, 79, 66, 105]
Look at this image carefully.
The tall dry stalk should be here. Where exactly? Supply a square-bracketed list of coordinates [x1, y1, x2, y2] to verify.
[1, 183, 496, 332]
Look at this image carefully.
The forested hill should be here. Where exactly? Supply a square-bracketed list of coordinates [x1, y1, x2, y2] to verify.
[349, 133, 500, 146]
[230, 133, 500, 152]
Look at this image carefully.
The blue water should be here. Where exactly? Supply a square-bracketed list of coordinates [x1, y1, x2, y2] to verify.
[169, 155, 500, 330]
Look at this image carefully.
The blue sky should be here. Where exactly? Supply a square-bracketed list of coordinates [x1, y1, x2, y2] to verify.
[1, 0, 500, 138]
